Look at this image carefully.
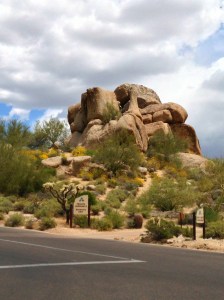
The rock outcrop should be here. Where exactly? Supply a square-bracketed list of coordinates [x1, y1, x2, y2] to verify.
[67, 83, 202, 155]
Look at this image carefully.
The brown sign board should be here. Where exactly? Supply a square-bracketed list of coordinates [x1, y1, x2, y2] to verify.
[74, 195, 88, 215]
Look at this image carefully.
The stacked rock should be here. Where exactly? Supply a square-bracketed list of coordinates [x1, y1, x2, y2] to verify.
[67, 83, 201, 155]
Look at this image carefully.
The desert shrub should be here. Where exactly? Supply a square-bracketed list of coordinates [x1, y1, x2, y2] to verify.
[79, 169, 93, 181]
[74, 215, 89, 228]
[0, 143, 56, 196]
[13, 199, 27, 211]
[23, 202, 36, 214]
[39, 217, 56, 231]
[72, 146, 87, 156]
[133, 214, 143, 228]
[92, 218, 113, 231]
[91, 168, 105, 180]
[205, 221, 224, 239]
[106, 189, 128, 203]
[182, 226, 193, 238]
[0, 197, 13, 213]
[124, 198, 139, 217]
[101, 102, 121, 125]
[34, 199, 63, 219]
[147, 131, 188, 163]
[47, 148, 59, 158]
[147, 157, 161, 172]
[163, 165, 187, 179]
[5, 213, 24, 227]
[138, 204, 151, 219]
[25, 218, 35, 229]
[94, 129, 143, 175]
[138, 177, 199, 212]
[91, 203, 101, 216]
[186, 168, 204, 181]
[95, 184, 107, 195]
[107, 178, 118, 188]
[204, 207, 219, 223]
[106, 211, 124, 229]
[0, 212, 4, 220]
[105, 197, 121, 209]
[144, 218, 182, 242]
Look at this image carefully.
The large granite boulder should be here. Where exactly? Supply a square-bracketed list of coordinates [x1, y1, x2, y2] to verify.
[177, 153, 208, 170]
[115, 83, 161, 108]
[67, 83, 202, 155]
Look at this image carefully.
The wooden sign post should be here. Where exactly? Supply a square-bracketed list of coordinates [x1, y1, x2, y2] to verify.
[196, 207, 206, 239]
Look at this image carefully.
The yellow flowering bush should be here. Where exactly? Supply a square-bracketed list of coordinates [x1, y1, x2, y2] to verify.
[47, 148, 58, 157]
[72, 146, 87, 156]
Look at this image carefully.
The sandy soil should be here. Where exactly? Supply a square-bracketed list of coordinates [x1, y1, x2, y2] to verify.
[1, 218, 224, 253]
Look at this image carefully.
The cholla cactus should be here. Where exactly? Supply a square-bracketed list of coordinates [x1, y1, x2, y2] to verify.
[43, 182, 82, 224]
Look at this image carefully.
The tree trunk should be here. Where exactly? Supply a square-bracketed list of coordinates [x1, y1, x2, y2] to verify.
[66, 209, 70, 224]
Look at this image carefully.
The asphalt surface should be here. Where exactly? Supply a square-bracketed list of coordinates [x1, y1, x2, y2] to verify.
[0, 227, 224, 300]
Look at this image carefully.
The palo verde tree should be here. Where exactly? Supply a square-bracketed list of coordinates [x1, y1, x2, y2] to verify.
[147, 131, 188, 162]
[94, 129, 144, 176]
[0, 119, 32, 148]
[31, 117, 69, 149]
[43, 182, 83, 224]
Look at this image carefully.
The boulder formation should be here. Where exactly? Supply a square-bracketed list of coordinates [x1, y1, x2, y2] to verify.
[67, 83, 202, 155]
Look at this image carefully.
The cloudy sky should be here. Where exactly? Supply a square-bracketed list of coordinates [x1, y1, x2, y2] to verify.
[0, 0, 224, 157]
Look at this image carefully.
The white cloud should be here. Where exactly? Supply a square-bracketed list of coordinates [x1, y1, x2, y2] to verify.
[0, 0, 224, 156]
[8, 107, 30, 120]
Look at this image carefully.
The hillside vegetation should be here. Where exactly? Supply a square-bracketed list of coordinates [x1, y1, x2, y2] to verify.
[0, 117, 224, 241]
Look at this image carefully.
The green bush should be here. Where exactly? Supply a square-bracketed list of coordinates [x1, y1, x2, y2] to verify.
[106, 189, 128, 204]
[205, 221, 224, 239]
[182, 226, 193, 238]
[91, 203, 101, 216]
[106, 211, 124, 229]
[0, 212, 4, 220]
[39, 217, 56, 231]
[34, 199, 63, 219]
[74, 215, 89, 228]
[101, 102, 121, 125]
[91, 218, 113, 231]
[205, 207, 219, 223]
[147, 131, 188, 162]
[124, 198, 139, 217]
[0, 197, 13, 214]
[0, 142, 55, 196]
[138, 178, 199, 212]
[25, 218, 35, 229]
[23, 202, 36, 214]
[95, 184, 107, 195]
[13, 200, 27, 211]
[94, 129, 143, 175]
[5, 213, 24, 227]
[144, 218, 182, 242]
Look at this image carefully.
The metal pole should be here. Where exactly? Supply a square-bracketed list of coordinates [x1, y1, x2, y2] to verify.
[69, 204, 73, 228]
[88, 199, 90, 228]
[203, 208, 206, 239]
[193, 212, 196, 240]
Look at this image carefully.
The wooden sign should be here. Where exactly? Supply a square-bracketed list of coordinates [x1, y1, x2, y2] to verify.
[74, 195, 88, 215]
[196, 208, 204, 224]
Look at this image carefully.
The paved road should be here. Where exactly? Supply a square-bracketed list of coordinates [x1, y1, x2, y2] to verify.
[0, 227, 224, 300]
